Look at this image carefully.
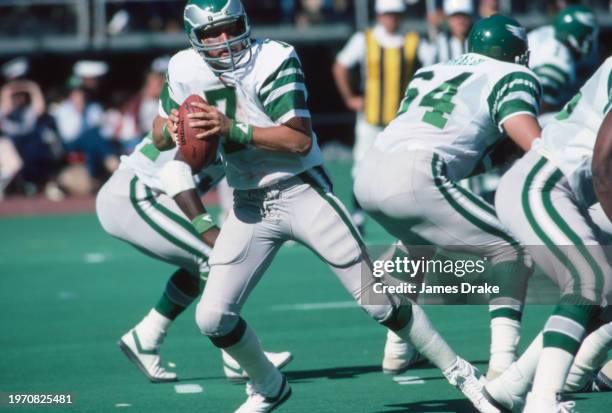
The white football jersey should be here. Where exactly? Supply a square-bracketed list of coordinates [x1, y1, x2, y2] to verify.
[534, 57, 612, 206]
[528, 26, 576, 107]
[161, 39, 323, 190]
[120, 134, 225, 195]
[375, 53, 541, 181]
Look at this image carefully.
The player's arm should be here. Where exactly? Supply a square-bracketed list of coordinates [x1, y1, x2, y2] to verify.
[158, 151, 219, 247]
[187, 102, 312, 155]
[332, 61, 363, 112]
[501, 114, 541, 151]
[491, 72, 543, 151]
[592, 111, 612, 221]
[152, 114, 178, 151]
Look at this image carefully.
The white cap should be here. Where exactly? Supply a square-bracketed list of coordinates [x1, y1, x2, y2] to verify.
[444, 0, 474, 16]
[376, 0, 406, 14]
[2, 57, 29, 80]
[151, 56, 170, 74]
[73, 60, 108, 78]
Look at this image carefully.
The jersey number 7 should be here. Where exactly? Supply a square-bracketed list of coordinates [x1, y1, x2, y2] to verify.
[397, 71, 473, 129]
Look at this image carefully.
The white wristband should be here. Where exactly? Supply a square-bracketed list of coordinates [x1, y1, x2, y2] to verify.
[159, 160, 195, 198]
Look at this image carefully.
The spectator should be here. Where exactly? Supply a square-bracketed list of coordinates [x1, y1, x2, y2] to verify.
[0, 135, 22, 200]
[51, 61, 118, 193]
[118, 56, 168, 152]
[420, 0, 474, 66]
[333, 0, 423, 234]
[0, 58, 61, 196]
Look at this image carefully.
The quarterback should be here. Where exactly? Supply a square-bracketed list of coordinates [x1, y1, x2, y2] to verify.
[354, 15, 540, 380]
[152, 1, 500, 412]
[96, 132, 292, 382]
[484, 57, 612, 413]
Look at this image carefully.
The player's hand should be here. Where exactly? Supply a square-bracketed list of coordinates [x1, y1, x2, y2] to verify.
[188, 102, 230, 140]
[166, 109, 180, 143]
[201, 225, 220, 248]
[345, 96, 364, 112]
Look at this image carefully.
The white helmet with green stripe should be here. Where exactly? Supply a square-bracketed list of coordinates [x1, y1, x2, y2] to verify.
[183, 0, 252, 74]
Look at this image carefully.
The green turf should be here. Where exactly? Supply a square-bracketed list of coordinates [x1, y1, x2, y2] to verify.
[0, 160, 609, 412]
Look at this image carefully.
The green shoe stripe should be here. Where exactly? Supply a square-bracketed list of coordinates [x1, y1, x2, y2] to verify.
[132, 330, 157, 355]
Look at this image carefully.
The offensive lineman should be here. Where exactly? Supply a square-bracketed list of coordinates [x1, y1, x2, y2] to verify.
[96, 132, 292, 382]
[528, 5, 598, 119]
[153, 1, 501, 412]
[483, 57, 612, 413]
[354, 15, 540, 380]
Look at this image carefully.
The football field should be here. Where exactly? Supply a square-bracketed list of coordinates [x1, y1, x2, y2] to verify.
[1, 161, 609, 413]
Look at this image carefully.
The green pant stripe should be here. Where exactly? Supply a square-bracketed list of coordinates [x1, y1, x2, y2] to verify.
[129, 177, 205, 259]
[543, 331, 581, 354]
[521, 157, 581, 296]
[453, 180, 497, 216]
[431, 154, 519, 248]
[540, 171, 604, 299]
[299, 172, 366, 254]
[490, 307, 522, 321]
[143, 186, 203, 240]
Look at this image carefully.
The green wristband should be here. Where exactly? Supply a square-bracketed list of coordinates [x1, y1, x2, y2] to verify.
[228, 120, 253, 145]
[191, 213, 216, 234]
[162, 123, 172, 143]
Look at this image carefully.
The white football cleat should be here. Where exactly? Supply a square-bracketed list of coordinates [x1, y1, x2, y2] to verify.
[444, 357, 502, 413]
[234, 376, 291, 413]
[522, 393, 577, 413]
[382, 330, 426, 375]
[224, 351, 294, 382]
[118, 329, 177, 383]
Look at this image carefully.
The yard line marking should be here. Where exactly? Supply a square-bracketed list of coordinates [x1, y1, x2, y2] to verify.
[175, 384, 203, 394]
[58, 291, 78, 300]
[270, 301, 357, 311]
[84, 252, 107, 264]
[392, 376, 426, 385]
[115, 403, 131, 408]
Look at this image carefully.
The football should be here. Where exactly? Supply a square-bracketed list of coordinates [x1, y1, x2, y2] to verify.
[176, 94, 220, 172]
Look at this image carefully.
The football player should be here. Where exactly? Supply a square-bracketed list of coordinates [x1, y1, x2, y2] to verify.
[484, 57, 612, 413]
[153, 1, 500, 412]
[354, 15, 541, 380]
[96, 131, 292, 383]
[528, 5, 598, 120]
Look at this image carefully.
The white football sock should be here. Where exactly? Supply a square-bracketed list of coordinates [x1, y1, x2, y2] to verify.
[224, 325, 281, 396]
[385, 329, 412, 357]
[136, 309, 172, 347]
[395, 304, 457, 371]
[486, 333, 542, 405]
[531, 347, 574, 401]
[489, 317, 521, 373]
[565, 322, 612, 391]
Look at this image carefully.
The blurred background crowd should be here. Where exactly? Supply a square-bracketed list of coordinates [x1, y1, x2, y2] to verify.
[0, 0, 611, 201]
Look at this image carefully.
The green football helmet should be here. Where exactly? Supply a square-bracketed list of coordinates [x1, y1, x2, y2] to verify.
[553, 5, 598, 58]
[468, 14, 529, 66]
[183, 0, 252, 74]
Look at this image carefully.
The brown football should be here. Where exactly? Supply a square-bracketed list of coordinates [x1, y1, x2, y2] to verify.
[176, 94, 220, 172]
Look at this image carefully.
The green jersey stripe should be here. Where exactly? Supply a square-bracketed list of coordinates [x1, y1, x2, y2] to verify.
[605, 70, 612, 114]
[129, 177, 206, 259]
[534, 64, 570, 84]
[160, 80, 179, 116]
[488, 72, 540, 126]
[264, 91, 308, 122]
[259, 74, 306, 102]
[260, 57, 303, 90]
[497, 99, 538, 124]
